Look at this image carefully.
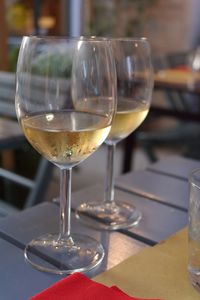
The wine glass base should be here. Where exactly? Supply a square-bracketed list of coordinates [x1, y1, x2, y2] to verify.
[24, 233, 104, 275]
[75, 200, 142, 230]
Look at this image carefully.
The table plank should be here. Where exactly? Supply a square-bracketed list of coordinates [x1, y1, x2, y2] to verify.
[0, 238, 62, 300]
[115, 169, 189, 211]
[147, 155, 200, 180]
[0, 202, 145, 277]
[71, 185, 187, 244]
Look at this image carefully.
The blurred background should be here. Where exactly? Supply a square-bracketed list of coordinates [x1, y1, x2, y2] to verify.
[1, 0, 200, 211]
[2, 0, 200, 71]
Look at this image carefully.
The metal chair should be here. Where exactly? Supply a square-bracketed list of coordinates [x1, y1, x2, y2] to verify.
[0, 71, 54, 216]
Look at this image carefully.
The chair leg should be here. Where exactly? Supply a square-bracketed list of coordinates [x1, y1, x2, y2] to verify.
[25, 158, 55, 208]
[142, 142, 158, 163]
[122, 133, 136, 173]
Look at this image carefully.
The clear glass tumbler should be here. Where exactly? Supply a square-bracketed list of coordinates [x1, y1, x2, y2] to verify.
[188, 168, 200, 292]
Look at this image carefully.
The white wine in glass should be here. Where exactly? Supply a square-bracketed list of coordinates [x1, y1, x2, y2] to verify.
[15, 36, 116, 273]
[76, 38, 154, 230]
[21, 111, 111, 167]
[106, 99, 149, 144]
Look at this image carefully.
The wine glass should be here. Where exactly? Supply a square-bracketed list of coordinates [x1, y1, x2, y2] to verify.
[15, 36, 116, 274]
[76, 38, 154, 230]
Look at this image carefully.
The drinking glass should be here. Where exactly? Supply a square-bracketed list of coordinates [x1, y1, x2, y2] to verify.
[15, 36, 116, 274]
[188, 168, 200, 292]
[76, 38, 154, 230]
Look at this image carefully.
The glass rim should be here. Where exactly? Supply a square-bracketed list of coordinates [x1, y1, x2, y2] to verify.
[22, 35, 111, 42]
[189, 168, 200, 189]
[109, 36, 149, 42]
[22, 35, 149, 43]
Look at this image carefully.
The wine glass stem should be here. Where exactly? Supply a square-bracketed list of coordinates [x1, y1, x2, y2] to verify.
[104, 143, 116, 204]
[59, 168, 72, 239]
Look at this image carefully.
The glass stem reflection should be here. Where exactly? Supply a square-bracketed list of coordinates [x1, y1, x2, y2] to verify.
[59, 168, 72, 239]
[104, 144, 116, 204]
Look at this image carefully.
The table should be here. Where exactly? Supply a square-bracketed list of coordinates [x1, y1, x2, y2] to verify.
[0, 155, 199, 299]
[122, 70, 200, 173]
[154, 69, 200, 94]
[95, 228, 200, 299]
[153, 69, 200, 122]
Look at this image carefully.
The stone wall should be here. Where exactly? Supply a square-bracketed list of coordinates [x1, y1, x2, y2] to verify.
[144, 0, 191, 55]
[85, 0, 200, 56]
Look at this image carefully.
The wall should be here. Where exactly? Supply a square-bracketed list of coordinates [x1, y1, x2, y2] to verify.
[144, 0, 191, 55]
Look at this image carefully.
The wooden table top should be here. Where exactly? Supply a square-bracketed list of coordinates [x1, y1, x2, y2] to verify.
[150, 68, 200, 122]
[154, 68, 200, 94]
[0, 155, 199, 299]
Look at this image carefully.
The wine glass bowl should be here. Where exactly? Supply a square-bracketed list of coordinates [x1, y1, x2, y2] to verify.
[76, 38, 154, 230]
[15, 36, 116, 274]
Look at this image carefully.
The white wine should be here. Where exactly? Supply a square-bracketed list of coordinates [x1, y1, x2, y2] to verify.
[21, 111, 111, 168]
[106, 99, 149, 144]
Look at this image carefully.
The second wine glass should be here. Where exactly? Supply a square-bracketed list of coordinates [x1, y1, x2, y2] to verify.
[76, 38, 154, 230]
